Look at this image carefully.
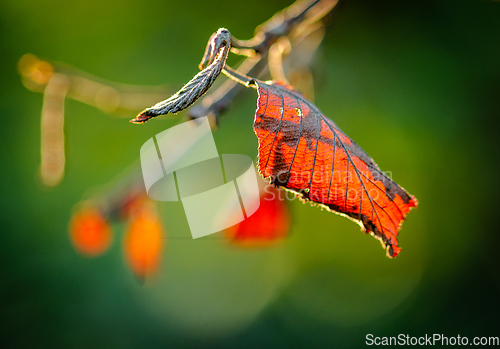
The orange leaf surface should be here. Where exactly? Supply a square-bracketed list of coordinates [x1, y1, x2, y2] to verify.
[253, 80, 417, 258]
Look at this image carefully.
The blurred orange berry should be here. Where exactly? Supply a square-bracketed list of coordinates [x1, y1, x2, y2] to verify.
[69, 207, 112, 257]
[124, 206, 164, 280]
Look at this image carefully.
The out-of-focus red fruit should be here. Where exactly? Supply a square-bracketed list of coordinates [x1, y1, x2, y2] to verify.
[124, 206, 164, 280]
[225, 187, 290, 247]
[70, 207, 112, 257]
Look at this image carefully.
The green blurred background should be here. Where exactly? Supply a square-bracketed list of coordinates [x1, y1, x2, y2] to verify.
[1, 0, 499, 347]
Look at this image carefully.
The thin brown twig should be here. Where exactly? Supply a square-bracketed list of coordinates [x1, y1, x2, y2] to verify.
[18, 54, 171, 115]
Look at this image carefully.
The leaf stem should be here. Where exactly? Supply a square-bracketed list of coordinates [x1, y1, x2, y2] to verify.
[222, 66, 255, 87]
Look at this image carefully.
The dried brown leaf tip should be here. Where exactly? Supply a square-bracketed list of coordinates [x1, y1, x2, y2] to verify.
[130, 28, 231, 124]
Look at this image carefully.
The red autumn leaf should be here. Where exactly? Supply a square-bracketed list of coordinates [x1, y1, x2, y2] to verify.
[225, 186, 290, 247]
[252, 80, 418, 258]
[69, 206, 112, 257]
